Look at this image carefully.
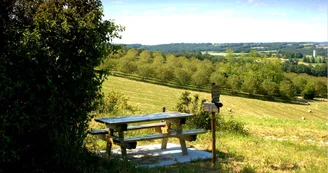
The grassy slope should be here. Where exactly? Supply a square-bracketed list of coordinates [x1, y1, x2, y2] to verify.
[103, 76, 327, 120]
[97, 76, 328, 172]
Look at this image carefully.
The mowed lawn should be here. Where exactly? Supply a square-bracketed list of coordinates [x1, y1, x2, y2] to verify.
[97, 76, 328, 172]
[102, 76, 327, 120]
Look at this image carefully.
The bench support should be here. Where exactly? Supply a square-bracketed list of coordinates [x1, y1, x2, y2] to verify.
[161, 122, 171, 149]
[106, 129, 114, 157]
[118, 131, 127, 158]
[177, 124, 188, 155]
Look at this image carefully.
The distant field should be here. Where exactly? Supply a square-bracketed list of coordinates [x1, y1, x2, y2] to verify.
[200, 51, 241, 56]
[91, 76, 328, 172]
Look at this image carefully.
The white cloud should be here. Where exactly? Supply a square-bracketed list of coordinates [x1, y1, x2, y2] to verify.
[110, 14, 326, 45]
[184, 7, 196, 11]
[312, 18, 323, 21]
[163, 7, 177, 11]
[267, 12, 286, 16]
[206, 9, 233, 15]
[143, 10, 160, 15]
[253, 2, 268, 6]
[111, 1, 123, 4]
[121, 9, 129, 13]
[248, 0, 254, 3]
[317, 5, 328, 11]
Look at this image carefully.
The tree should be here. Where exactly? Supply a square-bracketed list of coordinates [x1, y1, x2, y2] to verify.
[174, 68, 191, 85]
[249, 49, 259, 57]
[227, 74, 241, 93]
[0, 0, 123, 172]
[279, 80, 295, 100]
[157, 64, 174, 83]
[261, 79, 278, 97]
[314, 80, 327, 97]
[242, 71, 261, 95]
[301, 82, 316, 99]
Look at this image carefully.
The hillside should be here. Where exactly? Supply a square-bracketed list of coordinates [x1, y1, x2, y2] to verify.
[123, 42, 328, 56]
[94, 76, 328, 172]
[103, 76, 327, 120]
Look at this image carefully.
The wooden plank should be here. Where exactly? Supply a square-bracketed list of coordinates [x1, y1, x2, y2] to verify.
[88, 122, 166, 134]
[95, 112, 194, 125]
[88, 129, 108, 134]
[203, 102, 218, 113]
[124, 129, 206, 143]
[128, 122, 166, 130]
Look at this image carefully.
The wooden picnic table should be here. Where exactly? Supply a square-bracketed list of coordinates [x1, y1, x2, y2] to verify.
[93, 112, 205, 158]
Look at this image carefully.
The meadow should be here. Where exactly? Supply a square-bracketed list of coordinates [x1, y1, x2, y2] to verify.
[91, 76, 328, 172]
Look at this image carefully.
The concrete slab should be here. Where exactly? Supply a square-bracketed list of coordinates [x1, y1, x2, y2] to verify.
[111, 143, 212, 168]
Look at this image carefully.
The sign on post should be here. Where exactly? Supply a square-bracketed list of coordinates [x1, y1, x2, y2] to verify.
[204, 83, 222, 167]
[203, 102, 218, 112]
[211, 83, 221, 103]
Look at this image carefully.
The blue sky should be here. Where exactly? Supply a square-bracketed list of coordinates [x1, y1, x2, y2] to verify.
[102, 0, 327, 45]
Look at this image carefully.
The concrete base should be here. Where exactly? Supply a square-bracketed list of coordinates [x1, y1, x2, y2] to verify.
[111, 143, 212, 167]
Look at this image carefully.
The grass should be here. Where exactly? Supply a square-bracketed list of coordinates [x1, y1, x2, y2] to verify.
[88, 75, 328, 172]
[102, 76, 327, 120]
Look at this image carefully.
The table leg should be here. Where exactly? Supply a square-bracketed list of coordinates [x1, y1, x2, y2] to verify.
[177, 124, 188, 155]
[118, 131, 127, 159]
[161, 122, 171, 149]
[106, 129, 114, 157]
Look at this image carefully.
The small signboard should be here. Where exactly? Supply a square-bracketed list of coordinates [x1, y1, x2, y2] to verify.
[203, 102, 218, 112]
[211, 84, 220, 103]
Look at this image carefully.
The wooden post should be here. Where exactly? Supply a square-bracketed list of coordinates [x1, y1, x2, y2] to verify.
[211, 111, 216, 165]
[211, 83, 216, 166]
[211, 82, 221, 167]
[161, 106, 169, 149]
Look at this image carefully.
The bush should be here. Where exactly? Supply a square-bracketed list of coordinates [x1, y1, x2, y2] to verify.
[96, 90, 138, 116]
[0, 1, 123, 172]
[176, 91, 211, 130]
[176, 91, 248, 135]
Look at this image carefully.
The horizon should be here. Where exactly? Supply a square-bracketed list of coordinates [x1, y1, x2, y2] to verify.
[102, 0, 328, 45]
[118, 41, 328, 46]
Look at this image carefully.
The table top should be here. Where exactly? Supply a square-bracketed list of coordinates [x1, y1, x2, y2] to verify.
[95, 112, 194, 124]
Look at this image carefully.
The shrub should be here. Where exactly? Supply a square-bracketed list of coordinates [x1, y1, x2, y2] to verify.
[176, 91, 211, 130]
[0, 0, 123, 172]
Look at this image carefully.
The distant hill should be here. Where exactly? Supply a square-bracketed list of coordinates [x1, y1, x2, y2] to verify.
[122, 42, 328, 56]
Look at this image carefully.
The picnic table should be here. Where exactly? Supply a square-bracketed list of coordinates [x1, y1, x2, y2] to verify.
[89, 111, 205, 158]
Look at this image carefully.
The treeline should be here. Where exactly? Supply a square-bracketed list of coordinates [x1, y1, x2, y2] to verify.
[101, 48, 327, 100]
[282, 59, 327, 76]
[122, 42, 328, 57]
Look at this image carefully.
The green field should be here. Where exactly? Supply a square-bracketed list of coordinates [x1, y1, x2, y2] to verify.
[93, 76, 328, 172]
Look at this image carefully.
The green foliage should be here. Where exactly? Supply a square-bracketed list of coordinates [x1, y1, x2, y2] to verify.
[96, 90, 138, 116]
[279, 80, 295, 100]
[301, 83, 316, 99]
[314, 80, 327, 97]
[176, 91, 247, 134]
[176, 92, 211, 130]
[0, 0, 123, 172]
[105, 46, 326, 101]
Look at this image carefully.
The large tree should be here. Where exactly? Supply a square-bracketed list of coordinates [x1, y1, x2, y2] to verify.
[0, 0, 123, 172]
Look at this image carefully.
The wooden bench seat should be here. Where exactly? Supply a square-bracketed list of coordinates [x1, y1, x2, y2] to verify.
[88, 128, 206, 149]
[88, 122, 167, 149]
[123, 129, 206, 143]
[88, 122, 166, 135]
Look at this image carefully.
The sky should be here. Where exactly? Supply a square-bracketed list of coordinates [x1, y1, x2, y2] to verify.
[102, 0, 328, 45]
